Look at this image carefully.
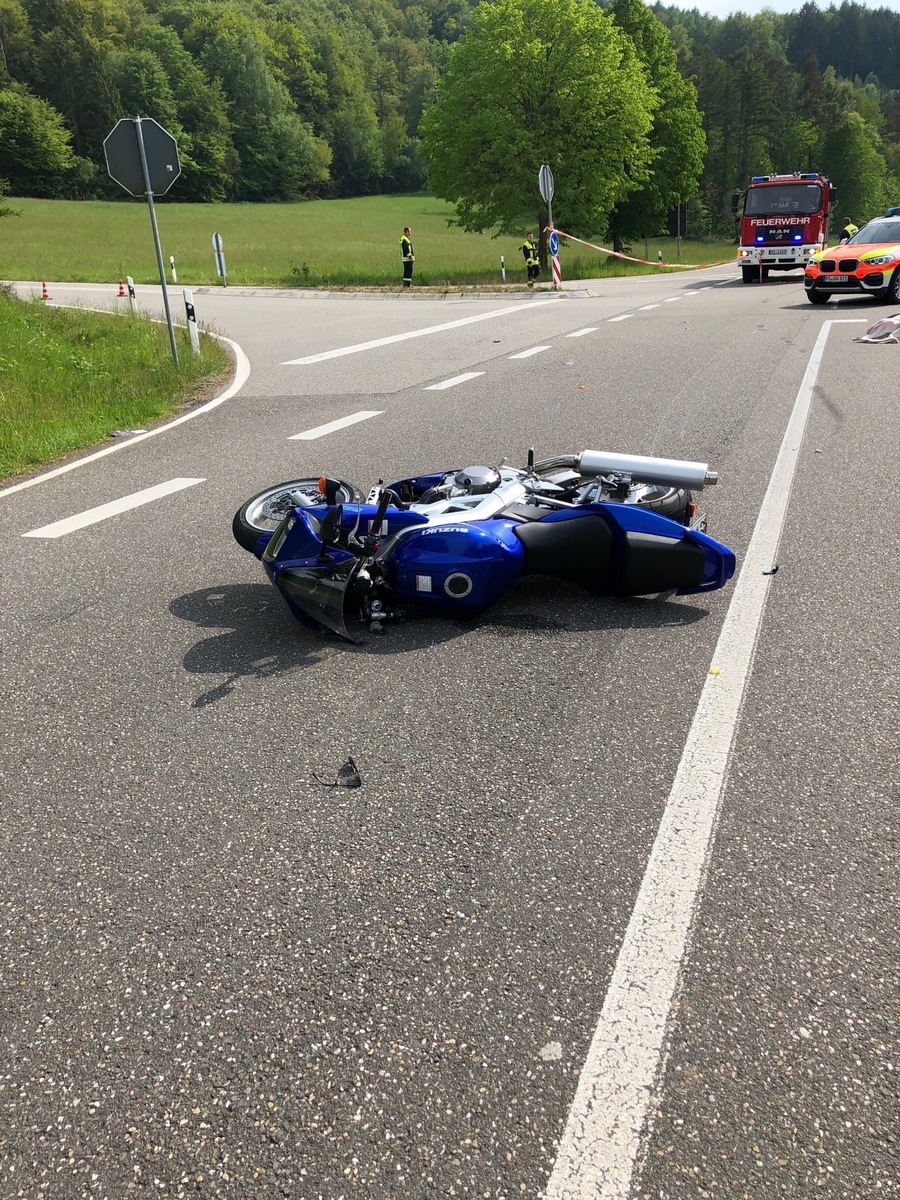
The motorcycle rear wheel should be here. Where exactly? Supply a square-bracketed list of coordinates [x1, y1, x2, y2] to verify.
[607, 481, 692, 523]
[232, 477, 363, 551]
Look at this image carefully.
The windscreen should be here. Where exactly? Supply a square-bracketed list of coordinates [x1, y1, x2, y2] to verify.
[848, 219, 900, 244]
[744, 184, 822, 216]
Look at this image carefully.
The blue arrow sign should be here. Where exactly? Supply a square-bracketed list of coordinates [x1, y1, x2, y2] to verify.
[549, 231, 559, 256]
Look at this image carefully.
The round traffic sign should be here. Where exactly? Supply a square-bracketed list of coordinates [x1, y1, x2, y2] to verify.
[549, 230, 560, 256]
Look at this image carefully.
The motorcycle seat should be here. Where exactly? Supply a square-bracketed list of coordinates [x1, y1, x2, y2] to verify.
[501, 502, 559, 522]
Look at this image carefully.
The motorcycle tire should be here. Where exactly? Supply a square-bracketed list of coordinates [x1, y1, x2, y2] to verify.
[628, 483, 692, 524]
[232, 477, 363, 551]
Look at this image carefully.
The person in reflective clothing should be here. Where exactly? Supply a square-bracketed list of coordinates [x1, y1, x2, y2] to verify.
[400, 227, 414, 287]
[521, 232, 540, 286]
[839, 216, 859, 244]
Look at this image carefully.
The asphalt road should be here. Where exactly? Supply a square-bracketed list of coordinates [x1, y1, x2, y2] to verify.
[1, 268, 896, 1200]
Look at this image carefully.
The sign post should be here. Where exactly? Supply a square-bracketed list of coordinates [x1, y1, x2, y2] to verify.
[103, 116, 182, 366]
[539, 165, 560, 288]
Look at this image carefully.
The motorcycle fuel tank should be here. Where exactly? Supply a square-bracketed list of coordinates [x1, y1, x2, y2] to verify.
[388, 520, 524, 613]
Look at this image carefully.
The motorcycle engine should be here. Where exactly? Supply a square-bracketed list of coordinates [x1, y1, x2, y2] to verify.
[453, 465, 502, 495]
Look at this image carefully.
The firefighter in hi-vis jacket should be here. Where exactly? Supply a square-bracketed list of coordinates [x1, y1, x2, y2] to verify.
[400, 227, 414, 287]
[521, 232, 540, 286]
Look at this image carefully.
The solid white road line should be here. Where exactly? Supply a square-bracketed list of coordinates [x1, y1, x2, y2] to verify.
[0, 335, 249, 500]
[288, 410, 383, 440]
[281, 299, 563, 364]
[544, 318, 842, 1200]
[424, 372, 485, 390]
[608, 314, 632, 323]
[566, 328, 598, 337]
[508, 346, 551, 359]
[22, 478, 205, 539]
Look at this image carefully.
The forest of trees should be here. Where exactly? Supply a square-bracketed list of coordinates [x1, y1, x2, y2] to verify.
[0, 0, 898, 234]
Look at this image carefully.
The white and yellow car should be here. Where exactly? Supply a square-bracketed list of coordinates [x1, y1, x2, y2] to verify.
[804, 217, 900, 305]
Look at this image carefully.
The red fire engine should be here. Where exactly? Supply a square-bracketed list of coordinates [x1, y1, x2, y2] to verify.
[735, 172, 835, 283]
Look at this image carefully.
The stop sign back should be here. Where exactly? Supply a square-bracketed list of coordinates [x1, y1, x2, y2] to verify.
[104, 118, 181, 197]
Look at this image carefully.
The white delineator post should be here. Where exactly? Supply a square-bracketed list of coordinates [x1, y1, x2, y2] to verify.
[183, 289, 200, 355]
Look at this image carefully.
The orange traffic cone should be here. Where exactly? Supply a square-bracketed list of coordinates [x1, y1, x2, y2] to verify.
[41, 281, 51, 301]
[117, 279, 126, 297]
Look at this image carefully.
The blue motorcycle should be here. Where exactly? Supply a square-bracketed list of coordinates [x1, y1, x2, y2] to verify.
[232, 448, 736, 641]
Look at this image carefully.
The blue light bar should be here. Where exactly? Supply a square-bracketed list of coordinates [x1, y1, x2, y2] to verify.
[751, 176, 766, 182]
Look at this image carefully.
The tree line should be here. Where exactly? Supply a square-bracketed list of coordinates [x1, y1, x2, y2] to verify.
[0, 0, 898, 237]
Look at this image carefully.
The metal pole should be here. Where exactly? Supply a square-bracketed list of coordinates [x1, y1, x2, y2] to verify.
[677, 201, 682, 260]
[134, 116, 178, 366]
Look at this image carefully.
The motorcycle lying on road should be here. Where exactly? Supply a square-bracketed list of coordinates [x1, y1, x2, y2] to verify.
[232, 447, 736, 642]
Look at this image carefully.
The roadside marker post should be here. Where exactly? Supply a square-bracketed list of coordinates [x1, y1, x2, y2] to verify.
[125, 276, 136, 311]
[183, 289, 200, 355]
[170, 255, 177, 283]
[501, 255, 506, 283]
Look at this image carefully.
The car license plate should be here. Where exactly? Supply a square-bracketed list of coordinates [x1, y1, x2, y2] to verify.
[829, 274, 850, 282]
[768, 248, 791, 255]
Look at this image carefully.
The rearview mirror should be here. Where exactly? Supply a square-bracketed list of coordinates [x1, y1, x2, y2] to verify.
[316, 503, 344, 561]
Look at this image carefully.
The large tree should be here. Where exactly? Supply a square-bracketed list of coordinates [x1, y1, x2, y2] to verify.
[0, 85, 74, 194]
[606, 0, 705, 250]
[419, 0, 656, 252]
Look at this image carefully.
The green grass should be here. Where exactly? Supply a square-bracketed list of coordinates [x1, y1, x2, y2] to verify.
[0, 193, 734, 287]
[0, 289, 231, 480]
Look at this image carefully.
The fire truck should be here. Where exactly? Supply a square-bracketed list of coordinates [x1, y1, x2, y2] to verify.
[735, 172, 835, 283]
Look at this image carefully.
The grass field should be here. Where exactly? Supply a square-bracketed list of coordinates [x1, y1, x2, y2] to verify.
[1, 193, 735, 288]
[0, 289, 231, 480]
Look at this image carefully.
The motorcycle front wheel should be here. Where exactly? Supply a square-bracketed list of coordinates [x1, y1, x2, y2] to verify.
[232, 477, 364, 551]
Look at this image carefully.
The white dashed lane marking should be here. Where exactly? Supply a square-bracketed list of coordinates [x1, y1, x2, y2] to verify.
[282, 299, 562, 364]
[22, 478, 205, 539]
[608, 314, 633, 323]
[638, 304, 659, 311]
[566, 328, 598, 337]
[424, 372, 485, 391]
[508, 346, 551, 359]
[289, 410, 383, 440]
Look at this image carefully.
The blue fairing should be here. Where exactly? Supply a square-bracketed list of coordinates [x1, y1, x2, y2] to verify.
[389, 520, 524, 613]
[575, 502, 735, 592]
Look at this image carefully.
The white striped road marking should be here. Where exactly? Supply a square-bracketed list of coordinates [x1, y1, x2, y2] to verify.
[282, 299, 563, 364]
[664, 296, 681, 302]
[638, 304, 659, 311]
[23, 478, 205, 539]
[684, 290, 699, 295]
[566, 328, 598, 337]
[608, 314, 632, 323]
[288, 410, 383, 440]
[424, 372, 485, 391]
[544, 318, 855, 1200]
[508, 346, 551, 359]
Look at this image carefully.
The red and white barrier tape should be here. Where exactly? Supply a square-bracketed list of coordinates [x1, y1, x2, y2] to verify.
[554, 229, 733, 270]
